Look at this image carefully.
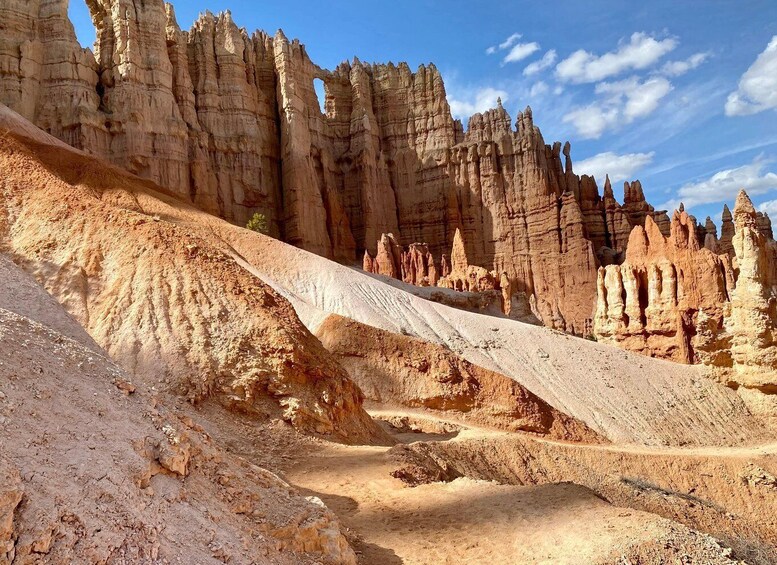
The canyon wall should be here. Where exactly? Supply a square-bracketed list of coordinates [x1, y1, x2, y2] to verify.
[0, 0, 672, 333]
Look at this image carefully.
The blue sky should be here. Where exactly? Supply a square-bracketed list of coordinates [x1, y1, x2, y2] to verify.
[68, 0, 777, 226]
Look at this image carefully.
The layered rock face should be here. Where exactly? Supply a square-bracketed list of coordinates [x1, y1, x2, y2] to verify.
[594, 211, 732, 364]
[365, 228, 518, 316]
[724, 193, 777, 396]
[364, 228, 497, 290]
[594, 191, 777, 415]
[363, 233, 439, 287]
[0, 0, 675, 334]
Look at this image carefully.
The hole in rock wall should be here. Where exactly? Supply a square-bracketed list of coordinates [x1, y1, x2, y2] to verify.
[68, 0, 97, 49]
[313, 78, 327, 115]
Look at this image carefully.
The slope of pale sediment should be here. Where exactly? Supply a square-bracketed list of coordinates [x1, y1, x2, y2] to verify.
[315, 314, 601, 443]
[0, 260, 356, 564]
[82, 177, 765, 447]
[0, 104, 384, 445]
[200, 231, 765, 447]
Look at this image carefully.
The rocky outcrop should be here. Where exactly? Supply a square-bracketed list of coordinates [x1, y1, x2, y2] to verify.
[594, 210, 731, 363]
[0, 0, 685, 335]
[594, 190, 777, 416]
[0, 459, 22, 563]
[365, 229, 516, 314]
[437, 228, 499, 293]
[724, 192, 777, 403]
[364, 233, 438, 286]
[622, 180, 671, 235]
[316, 314, 602, 442]
[0, 256, 359, 564]
[719, 204, 735, 257]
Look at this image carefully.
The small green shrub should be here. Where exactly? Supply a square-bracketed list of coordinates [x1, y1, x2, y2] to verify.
[246, 212, 269, 234]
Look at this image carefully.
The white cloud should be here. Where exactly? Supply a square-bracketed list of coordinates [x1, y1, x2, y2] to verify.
[563, 76, 672, 138]
[758, 199, 777, 216]
[661, 155, 777, 210]
[529, 81, 549, 97]
[499, 33, 522, 50]
[596, 76, 673, 120]
[448, 87, 509, 121]
[556, 32, 677, 83]
[660, 52, 709, 76]
[563, 105, 619, 139]
[574, 151, 655, 185]
[725, 36, 777, 116]
[504, 42, 540, 64]
[523, 49, 557, 76]
[486, 32, 521, 55]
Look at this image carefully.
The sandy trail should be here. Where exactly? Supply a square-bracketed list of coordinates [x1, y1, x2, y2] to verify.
[280, 410, 746, 565]
[367, 407, 777, 457]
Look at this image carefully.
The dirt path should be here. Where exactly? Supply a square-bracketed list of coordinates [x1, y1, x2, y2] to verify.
[282, 410, 742, 564]
[367, 407, 777, 457]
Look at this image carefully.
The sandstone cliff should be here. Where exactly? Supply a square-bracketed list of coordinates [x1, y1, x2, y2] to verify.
[594, 210, 732, 363]
[0, 0, 675, 335]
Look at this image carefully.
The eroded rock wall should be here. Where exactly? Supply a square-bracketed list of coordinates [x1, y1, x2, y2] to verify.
[594, 190, 777, 417]
[1, 0, 675, 334]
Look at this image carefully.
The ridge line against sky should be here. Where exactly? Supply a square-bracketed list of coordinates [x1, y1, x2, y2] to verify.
[67, 0, 777, 225]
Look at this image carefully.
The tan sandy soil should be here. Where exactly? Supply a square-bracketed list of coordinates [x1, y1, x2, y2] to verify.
[0, 254, 357, 563]
[388, 418, 777, 563]
[271, 412, 742, 565]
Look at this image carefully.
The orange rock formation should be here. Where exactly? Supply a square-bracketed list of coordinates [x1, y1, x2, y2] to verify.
[0, 0, 674, 334]
[594, 190, 777, 416]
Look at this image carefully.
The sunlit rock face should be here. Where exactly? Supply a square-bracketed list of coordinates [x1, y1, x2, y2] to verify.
[594, 190, 777, 417]
[2, 0, 678, 334]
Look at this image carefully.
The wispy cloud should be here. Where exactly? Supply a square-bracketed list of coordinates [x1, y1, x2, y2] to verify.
[504, 42, 540, 64]
[659, 52, 710, 77]
[523, 49, 557, 76]
[486, 32, 521, 55]
[660, 155, 777, 211]
[575, 151, 655, 185]
[529, 81, 549, 97]
[643, 137, 777, 178]
[726, 35, 777, 116]
[758, 199, 777, 216]
[563, 76, 672, 138]
[605, 76, 728, 154]
[556, 32, 677, 83]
